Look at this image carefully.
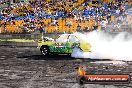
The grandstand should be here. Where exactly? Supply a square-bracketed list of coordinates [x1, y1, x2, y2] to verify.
[0, 0, 131, 34]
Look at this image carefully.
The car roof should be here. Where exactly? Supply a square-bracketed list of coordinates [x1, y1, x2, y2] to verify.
[60, 33, 81, 39]
[61, 34, 77, 36]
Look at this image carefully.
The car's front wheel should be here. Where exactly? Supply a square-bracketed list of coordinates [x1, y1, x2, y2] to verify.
[40, 46, 50, 56]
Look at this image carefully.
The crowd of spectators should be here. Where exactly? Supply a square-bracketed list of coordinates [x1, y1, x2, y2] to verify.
[0, 0, 131, 33]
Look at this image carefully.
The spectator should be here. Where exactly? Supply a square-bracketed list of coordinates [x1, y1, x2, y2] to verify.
[115, 8, 120, 16]
[0, 0, 131, 33]
[65, 21, 72, 26]
[100, 19, 108, 30]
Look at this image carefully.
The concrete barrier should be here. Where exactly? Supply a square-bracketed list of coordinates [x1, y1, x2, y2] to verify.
[0, 41, 38, 47]
[0, 33, 60, 47]
[0, 33, 60, 39]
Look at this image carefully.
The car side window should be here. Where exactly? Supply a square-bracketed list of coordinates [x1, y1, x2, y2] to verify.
[68, 35, 79, 42]
[56, 35, 68, 43]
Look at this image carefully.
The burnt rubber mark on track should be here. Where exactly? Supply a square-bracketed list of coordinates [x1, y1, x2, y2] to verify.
[18, 54, 77, 60]
[0, 47, 132, 88]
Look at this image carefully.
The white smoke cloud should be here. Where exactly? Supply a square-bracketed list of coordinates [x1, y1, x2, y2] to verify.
[71, 31, 132, 61]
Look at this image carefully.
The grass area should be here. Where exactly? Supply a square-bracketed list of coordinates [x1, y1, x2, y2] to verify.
[0, 39, 35, 42]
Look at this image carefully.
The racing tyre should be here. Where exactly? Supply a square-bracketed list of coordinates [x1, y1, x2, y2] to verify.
[40, 46, 50, 56]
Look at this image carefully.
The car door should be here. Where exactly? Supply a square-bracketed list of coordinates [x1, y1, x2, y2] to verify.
[49, 34, 70, 53]
[68, 35, 80, 53]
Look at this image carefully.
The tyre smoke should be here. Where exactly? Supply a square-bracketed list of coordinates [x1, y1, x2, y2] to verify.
[71, 31, 132, 61]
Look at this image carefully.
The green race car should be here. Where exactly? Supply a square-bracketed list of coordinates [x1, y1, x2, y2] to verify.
[38, 34, 91, 56]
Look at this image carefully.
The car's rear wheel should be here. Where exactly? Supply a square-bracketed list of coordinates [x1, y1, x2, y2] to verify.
[40, 46, 50, 56]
